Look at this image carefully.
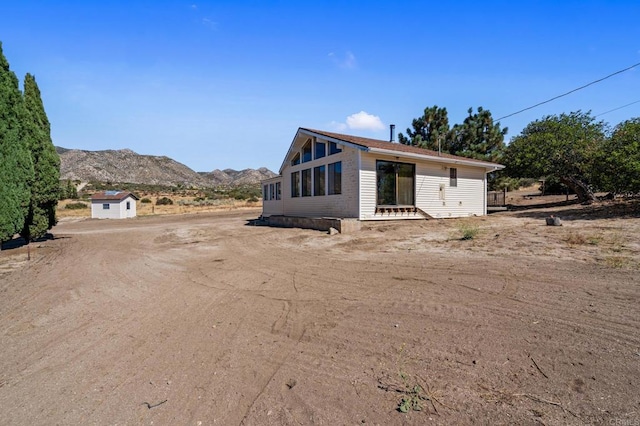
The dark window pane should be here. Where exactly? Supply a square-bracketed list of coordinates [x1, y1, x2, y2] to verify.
[314, 165, 325, 196]
[450, 167, 457, 187]
[291, 153, 300, 166]
[315, 142, 326, 160]
[302, 169, 312, 196]
[291, 171, 300, 197]
[328, 161, 342, 195]
[263, 184, 269, 200]
[302, 140, 312, 163]
[329, 142, 342, 155]
[376, 161, 396, 205]
[275, 182, 281, 200]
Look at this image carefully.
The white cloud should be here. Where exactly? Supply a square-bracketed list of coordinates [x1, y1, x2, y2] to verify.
[345, 111, 385, 131]
[328, 51, 357, 69]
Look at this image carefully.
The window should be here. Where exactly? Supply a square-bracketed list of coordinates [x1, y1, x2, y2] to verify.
[302, 139, 312, 163]
[376, 160, 415, 205]
[314, 141, 326, 160]
[263, 184, 269, 200]
[328, 161, 342, 195]
[275, 182, 281, 200]
[269, 183, 275, 200]
[302, 169, 312, 196]
[329, 142, 342, 155]
[450, 167, 457, 187]
[314, 165, 326, 196]
[291, 171, 300, 197]
[126, 201, 131, 210]
[291, 153, 300, 166]
[102, 203, 110, 210]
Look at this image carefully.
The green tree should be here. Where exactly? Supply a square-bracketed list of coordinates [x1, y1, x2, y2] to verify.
[591, 118, 640, 195]
[399, 105, 507, 163]
[59, 179, 78, 200]
[20, 73, 60, 241]
[503, 111, 605, 203]
[398, 105, 450, 152]
[0, 42, 34, 242]
[447, 107, 508, 163]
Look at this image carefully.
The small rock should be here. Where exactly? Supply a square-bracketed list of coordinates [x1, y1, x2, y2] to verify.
[545, 215, 562, 226]
[328, 227, 339, 235]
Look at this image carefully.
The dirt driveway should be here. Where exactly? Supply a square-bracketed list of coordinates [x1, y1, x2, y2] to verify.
[1, 205, 639, 425]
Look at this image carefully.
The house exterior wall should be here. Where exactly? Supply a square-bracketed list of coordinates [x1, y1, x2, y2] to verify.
[91, 196, 137, 219]
[414, 162, 486, 218]
[122, 196, 137, 218]
[262, 177, 284, 217]
[359, 152, 487, 220]
[275, 145, 359, 218]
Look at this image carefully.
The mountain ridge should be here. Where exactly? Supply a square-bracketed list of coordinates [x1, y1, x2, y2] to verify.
[56, 146, 276, 187]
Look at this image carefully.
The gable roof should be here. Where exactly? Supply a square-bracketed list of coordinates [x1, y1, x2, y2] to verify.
[90, 191, 139, 201]
[291, 128, 504, 171]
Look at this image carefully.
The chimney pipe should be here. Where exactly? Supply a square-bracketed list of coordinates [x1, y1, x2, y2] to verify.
[390, 124, 396, 142]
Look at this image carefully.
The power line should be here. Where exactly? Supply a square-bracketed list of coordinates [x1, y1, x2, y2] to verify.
[595, 99, 640, 117]
[496, 61, 640, 121]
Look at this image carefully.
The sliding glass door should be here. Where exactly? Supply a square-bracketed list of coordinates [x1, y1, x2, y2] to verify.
[376, 160, 415, 206]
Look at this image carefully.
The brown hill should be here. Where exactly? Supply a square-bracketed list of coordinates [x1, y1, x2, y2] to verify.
[56, 147, 275, 187]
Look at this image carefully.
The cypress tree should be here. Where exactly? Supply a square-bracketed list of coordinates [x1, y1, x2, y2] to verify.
[0, 42, 33, 243]
[21, 73, 60, 241]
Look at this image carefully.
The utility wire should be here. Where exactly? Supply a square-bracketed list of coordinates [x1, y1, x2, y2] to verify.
[595, 99, 640, 117]
[496, 62, 640, 121]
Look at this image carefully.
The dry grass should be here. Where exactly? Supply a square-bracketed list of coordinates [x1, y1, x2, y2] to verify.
[57, 196, 262, 219]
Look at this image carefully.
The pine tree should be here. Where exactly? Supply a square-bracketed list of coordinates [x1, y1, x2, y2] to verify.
[21, 73, 60, 241]
[0, 42, 34, 243]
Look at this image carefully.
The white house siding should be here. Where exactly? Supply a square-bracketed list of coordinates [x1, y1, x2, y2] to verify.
[262, 177, 284, 217]
[359, 152, 487, 220]
[91, 201, 122, 219]
[415, 163, 486, 218]
[279, 146, 359, 218]
[122, 196, 137, 218]
[359, 151, 377, 220]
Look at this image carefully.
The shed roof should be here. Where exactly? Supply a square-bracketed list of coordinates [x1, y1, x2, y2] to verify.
[297, 128, 504, 170]
[90, 191, 139, 201]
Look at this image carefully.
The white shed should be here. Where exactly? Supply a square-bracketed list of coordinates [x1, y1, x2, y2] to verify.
[262, 128, 504, 221]
[90, 191, 139, 219]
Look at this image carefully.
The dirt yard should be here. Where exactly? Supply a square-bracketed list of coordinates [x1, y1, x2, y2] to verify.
[1, 199, 639, 425]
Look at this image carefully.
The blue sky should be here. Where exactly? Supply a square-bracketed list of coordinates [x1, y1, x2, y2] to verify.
[1, 1, 639, 172]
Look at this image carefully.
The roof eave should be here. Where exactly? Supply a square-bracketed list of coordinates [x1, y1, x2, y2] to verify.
[367, 147, 505, 171]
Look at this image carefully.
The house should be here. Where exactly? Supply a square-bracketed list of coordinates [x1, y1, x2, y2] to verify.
[90, 191, 139, 219]
[262, 127, 504, 223]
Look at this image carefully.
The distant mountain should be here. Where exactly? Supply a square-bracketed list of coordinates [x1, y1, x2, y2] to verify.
[199, 167, 277, 186]
[56, 147, 276, 187]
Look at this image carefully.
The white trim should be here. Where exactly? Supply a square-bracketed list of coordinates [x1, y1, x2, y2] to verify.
[367, 147, 504, 171]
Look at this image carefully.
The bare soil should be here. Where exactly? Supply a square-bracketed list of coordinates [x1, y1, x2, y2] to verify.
[1, 196, 639, 425]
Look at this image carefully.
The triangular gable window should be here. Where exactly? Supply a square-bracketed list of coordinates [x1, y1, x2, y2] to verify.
[291, 152, 300, 166]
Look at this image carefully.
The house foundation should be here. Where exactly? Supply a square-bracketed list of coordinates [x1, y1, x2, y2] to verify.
[265, 215, 361, 234]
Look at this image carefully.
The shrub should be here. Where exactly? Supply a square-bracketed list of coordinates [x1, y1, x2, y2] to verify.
[459, 223, 479, 240]
[156, 197, 174, 205]
[65, 202, 88, 210]
[140, 198, 152, 204]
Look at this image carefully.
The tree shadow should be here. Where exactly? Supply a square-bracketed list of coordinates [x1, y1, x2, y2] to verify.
[245, 218, 269, 227]
[508, 200, 640, 221]
[1, 233, 69, 251]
